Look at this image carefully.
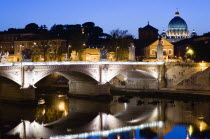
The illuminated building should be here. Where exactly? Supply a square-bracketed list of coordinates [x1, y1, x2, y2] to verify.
[0, 33, 38, 54]
[143, 38, 182, 62]
[14, 39, 66, 62]
[82, 48, 100, 61]
[81, 48, 116, 61]
[161, 10, 197, 42]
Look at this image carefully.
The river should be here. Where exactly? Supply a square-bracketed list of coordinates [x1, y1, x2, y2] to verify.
[1, 90, 210, 139]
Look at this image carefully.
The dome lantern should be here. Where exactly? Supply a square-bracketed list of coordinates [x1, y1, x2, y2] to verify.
[175, 9, 180, 17]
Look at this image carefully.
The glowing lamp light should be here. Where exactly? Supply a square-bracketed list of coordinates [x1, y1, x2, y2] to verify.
[58, 102, 65, 111]
[186, 49, 194, 55]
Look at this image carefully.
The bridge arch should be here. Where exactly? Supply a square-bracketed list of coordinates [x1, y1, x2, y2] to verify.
[109, 69, 158, 90]
[33, 68, 98, 86]
[107, 67, 158, 83]
[0, 72, 21, 86]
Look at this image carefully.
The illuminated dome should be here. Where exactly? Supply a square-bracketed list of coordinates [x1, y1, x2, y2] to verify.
[161, 30, 167, 38]
[166, 10, 189, 42]
[191, 29, 197, 37]
[168, 12, 188, 30]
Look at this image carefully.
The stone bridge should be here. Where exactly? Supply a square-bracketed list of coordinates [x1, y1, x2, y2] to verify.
[0, 61, 209, 101]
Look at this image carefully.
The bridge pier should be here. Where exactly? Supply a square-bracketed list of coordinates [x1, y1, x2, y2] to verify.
[0, 83, 35, 102]
[18, 87, 35, 102]
[69, 81, 110, 96]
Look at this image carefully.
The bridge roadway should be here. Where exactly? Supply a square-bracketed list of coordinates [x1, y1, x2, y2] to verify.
[0, 61, 209, 101]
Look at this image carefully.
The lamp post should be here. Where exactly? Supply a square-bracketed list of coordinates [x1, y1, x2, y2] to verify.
[83, 43, 86, 61]
[19, 45, 22, 62]
[66, 45, 71, 61]
[186, 48, 194, 62]
[19, 44, 24, 88]
[116, 47, 119, 61]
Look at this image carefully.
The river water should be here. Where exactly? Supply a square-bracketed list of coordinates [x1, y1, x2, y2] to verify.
[1, 91, 210, 139]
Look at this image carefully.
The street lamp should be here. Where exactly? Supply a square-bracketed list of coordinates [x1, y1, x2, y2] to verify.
[19, 45, 22, 62]
[116, 47, 119, 61]
[186, 48, 194, 61]
[66, 45, 71, 61]
[83, 43, 87, 61]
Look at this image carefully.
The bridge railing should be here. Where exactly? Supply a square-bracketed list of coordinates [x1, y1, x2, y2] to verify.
[0, 61, 165, 66]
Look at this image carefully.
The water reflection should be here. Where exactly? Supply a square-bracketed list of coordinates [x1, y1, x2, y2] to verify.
[8, 120, 54, 139]
[1, 93, 210, 138]
[35, 94, 69, 124]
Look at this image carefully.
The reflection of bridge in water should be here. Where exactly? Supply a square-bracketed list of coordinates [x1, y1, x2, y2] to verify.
[6, 95, 210, 138]
[0, 61, 209, 102]
[44, 97, 210, 138]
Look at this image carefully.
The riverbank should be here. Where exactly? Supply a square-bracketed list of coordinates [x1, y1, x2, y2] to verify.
[111, 88, 210, 101]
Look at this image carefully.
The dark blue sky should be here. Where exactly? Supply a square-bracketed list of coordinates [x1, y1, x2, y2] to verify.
[0, 0, 210, 38]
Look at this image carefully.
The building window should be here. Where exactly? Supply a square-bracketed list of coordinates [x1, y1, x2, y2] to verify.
[163, 49, 167, 55]
[151, 49, 155, 55]
[169, 49, 172, 55]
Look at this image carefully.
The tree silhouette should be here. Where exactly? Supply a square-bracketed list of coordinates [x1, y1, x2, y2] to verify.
[25, 23, 39, 33]
[39, 40, 50, 62]
[82, 22, 95, 28]
[107, 29, 133, 61]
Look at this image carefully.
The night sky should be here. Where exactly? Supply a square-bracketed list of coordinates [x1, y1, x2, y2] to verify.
[0, 0, 210, 38]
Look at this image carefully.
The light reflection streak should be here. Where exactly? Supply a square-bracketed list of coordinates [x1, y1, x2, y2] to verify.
[128, 107, 158, 123]
[42, 109, 45, 115]
[188, 125, 193, 136]
[50, 121, 163, 139]
[124, 103, 127, 110]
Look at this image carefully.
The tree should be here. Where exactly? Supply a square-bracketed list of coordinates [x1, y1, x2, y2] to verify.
[174, 36, 210, 62]
[82, 22, 95, 28]
[108, 29, 133, 61]
[39, 25, 48, 32]
[25, 23, 39, 33]
[50, 24, 65, 38]
[21, 49, 33, 59]
[69, 33, 86, 61]
[39, 40, 50, 62]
